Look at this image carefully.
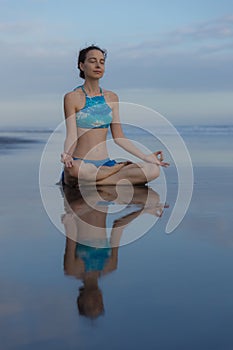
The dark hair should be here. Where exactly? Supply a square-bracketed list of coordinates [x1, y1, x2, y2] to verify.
[77, 45, 107, 79]
[77, 286, 104, 319]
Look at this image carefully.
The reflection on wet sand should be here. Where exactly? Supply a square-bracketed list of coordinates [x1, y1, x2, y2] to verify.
[61, 185, 168, 319]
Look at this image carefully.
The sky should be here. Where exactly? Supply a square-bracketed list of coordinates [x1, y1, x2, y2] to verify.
[0, 0, 233, 127]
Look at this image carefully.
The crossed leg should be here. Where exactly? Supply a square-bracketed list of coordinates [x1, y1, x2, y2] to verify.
[96, 162, 160, 185]
[63, 159, 160, 187]
[63, 160, 129, 186]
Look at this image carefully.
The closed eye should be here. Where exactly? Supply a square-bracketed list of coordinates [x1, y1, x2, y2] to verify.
[88, 58, 105, 64]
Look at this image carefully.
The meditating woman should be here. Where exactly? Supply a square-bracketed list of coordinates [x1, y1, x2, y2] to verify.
[61, 45, 169, 186]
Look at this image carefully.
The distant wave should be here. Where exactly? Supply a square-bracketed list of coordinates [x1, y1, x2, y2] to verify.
[0, 136, 40, 149]
[177, 125, 233, 136]
[0, 125, 232, 136]
[125, 124, 233, 136]
[0, 127, 56, 133]
[0, 128, 59, 150]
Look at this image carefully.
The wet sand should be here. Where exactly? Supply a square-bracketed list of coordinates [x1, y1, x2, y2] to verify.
[0, 128, 232, 350]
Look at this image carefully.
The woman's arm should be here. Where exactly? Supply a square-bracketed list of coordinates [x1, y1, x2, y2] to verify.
[110, 93, 169, 167]
[61, 92, 78, 168]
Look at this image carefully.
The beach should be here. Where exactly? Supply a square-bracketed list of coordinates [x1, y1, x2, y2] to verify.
[0, 125, 233, 350]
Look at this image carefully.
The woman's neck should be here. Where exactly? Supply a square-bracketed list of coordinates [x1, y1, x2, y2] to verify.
[83, 273, 99, 289]
[83, 80, 101, 96]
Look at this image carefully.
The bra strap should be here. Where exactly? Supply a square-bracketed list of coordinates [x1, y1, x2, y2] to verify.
[81, 85, 87, 96]
[73, 85, 82, 92]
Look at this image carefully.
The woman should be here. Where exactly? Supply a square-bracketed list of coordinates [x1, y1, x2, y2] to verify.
[61, 45, 169, 186]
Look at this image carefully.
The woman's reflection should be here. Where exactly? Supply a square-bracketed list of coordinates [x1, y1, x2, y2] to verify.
[61, 184, 167, 319]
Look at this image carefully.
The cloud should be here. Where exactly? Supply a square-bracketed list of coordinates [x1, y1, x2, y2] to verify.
[0, 15, 233, 96]
[104, 15, 233, 90]
[0, 22, 29, 34]
[170, 15, 233, 41]
[0, 20, 44, 39]
[0, 20, 78, 96]
[112, 14, 233, 58]
[0, 43, 76, 97]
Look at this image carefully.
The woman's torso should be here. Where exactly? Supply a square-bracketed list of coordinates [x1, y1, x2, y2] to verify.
[72, 86, 113, 160]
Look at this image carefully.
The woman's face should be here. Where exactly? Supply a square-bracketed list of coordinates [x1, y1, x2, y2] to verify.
[80, 49, 105, 79]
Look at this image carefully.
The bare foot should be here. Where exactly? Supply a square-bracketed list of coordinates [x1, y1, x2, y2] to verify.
[144, 202, 169, 217]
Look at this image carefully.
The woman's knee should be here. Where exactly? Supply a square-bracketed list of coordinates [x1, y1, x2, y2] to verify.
[151, 164, 160, 180]
[143, 163, 160, 181]
[65, 164, 79, 178]
[65, 163, 98, 181]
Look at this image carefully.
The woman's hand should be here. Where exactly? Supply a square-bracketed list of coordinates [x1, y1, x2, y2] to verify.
[144, 151, 170, 167]
[60, 152, 74, 168]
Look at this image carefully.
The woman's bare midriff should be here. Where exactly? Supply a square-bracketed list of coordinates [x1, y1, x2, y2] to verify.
[73, 127, 110, 160]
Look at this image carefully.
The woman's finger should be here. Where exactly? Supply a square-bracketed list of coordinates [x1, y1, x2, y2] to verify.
[159, 151, 164, 161]
[154, 151, 164, 162]
[161, 162, 170, 167]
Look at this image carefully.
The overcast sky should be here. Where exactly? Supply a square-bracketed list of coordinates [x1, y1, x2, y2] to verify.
[0, 0, 233, 127]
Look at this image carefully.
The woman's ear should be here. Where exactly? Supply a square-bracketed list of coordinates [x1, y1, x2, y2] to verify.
[79, 62, 84, 72]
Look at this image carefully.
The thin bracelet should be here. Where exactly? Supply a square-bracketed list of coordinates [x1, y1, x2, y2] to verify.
[62, 151, 73, 157]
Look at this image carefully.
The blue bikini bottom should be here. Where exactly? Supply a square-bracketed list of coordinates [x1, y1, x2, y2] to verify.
[60, 157, 117, 185]
[73, 157, 117, 167]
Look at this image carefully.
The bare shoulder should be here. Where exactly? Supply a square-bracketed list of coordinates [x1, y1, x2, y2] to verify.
[64, 87, 83, 102]
[103, 89, 119, 103]
[64, 90, 75, 103]
[64, 87, 84, 111]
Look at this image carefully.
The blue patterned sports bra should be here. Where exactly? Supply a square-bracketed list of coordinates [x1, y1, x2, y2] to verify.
[75, 85, 113, 129]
